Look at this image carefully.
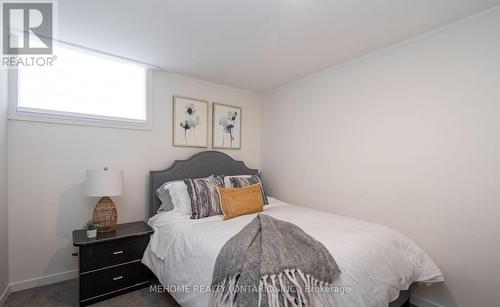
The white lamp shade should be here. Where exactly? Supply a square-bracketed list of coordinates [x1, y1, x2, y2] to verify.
[85, 169, 124, 197]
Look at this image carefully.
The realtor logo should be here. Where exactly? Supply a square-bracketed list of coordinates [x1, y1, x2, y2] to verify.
[2, 2, 53, 54]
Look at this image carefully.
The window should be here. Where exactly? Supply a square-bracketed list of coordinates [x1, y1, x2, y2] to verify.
[9, 43, 151, 130]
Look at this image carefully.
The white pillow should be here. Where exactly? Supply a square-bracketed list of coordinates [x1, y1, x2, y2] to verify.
[164, 181, 192, 215]
[157, 175, 214, 215]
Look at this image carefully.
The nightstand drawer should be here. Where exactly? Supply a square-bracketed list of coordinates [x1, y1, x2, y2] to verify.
[80, 236, 150, 272]
[80, 261, 152, 301]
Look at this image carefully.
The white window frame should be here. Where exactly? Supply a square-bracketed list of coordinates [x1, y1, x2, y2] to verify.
[7, 42, 153, 131]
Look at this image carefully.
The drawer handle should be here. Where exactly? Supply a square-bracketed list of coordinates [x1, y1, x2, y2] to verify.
[113, 250, 124, 255]
[113, 276, 123, 281]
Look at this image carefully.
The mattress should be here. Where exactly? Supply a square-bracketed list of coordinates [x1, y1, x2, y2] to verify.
[142, 197, 443, 307]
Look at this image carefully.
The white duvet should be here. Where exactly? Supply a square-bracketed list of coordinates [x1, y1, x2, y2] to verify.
[142, 198, 444, 307]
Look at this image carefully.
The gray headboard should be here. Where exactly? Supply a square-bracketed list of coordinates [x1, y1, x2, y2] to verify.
[149, 151, 259, 218]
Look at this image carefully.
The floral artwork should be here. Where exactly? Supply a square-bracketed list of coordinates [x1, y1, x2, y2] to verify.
[213, 103, 241, 149]
[180, 103, 200, 142]
[173, 96, 208, 147]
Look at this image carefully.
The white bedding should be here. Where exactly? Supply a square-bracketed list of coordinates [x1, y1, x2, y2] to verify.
[142, 197, 443, 307]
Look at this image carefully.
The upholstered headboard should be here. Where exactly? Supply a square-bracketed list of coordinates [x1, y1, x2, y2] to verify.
[149, 151, 259, 218]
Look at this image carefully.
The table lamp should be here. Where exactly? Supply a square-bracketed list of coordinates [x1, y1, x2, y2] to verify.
[85, 167, 124, 233]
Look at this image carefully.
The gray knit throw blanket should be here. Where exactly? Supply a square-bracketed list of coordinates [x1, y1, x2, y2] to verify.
[210, 214, 341, 307]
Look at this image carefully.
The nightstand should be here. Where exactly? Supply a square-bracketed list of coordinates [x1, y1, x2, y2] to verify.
[72, 221, 155, 306]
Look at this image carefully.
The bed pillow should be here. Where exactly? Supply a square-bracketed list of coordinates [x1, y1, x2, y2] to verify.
[225, 174, 269, 205]
[156, 184, 175, 212]
[185, 176, 225, 219]
[163, 181, 192, 215]
[223, 175, 251, 188]
[218, 184, 264, 220]
[156, 175, 213, 214]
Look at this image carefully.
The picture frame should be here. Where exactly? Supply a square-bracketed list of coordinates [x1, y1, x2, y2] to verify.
[172, 96, 209, 148]
[212, 103, 242, 150]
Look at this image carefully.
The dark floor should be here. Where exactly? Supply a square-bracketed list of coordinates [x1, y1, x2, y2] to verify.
[4, 279, 179, 307]
[4, 279, 418, 307]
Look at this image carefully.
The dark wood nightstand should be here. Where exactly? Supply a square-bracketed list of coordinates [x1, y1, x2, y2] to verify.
[72, 221, 155, 306]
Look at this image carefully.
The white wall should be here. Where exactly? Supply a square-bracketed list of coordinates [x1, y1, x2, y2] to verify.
[261, 8, 500, 307]
[7, 70, 261, 288]
[0, 71, 10, 301]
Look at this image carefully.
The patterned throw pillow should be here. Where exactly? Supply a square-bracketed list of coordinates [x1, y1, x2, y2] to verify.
[226, 174, 269, 205]
[185, 176, 224, 219]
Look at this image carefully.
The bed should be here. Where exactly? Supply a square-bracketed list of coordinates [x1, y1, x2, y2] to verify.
[143, 151, 443, 307]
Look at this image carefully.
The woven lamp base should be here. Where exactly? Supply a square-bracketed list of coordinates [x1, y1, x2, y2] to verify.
[92, 196, 117, 233]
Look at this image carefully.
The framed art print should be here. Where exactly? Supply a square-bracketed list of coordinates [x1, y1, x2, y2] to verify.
[212, 103, 241, 149]
[173, 96, 208, 148]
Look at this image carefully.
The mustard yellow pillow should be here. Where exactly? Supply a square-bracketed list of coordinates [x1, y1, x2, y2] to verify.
[218, 184, 264, 220]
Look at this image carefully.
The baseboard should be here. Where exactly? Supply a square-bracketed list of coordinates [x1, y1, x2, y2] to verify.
[9, 269, 78, 292]
[0, 284, 10, 307]
[411, 294, 445, 307]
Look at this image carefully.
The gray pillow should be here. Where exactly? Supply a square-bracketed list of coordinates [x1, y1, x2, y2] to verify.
[156, 182, 176, 212]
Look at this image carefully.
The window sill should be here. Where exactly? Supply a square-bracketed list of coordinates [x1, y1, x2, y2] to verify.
[8, 109, 153, 131]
